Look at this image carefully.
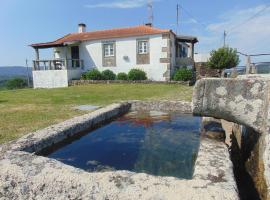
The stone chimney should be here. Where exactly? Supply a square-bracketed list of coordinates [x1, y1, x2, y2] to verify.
[78, 23, 86, 33]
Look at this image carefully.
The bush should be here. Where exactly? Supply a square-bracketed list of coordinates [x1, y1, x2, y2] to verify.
[116, 72, 128, 80]
[81, 72, 88, 80]
[101, 70, 116, 80]
[207, 47, 240, 72]
[6, 78, 27, 90]
[173, 68, 193, 81]
[128, 69, 147, 80]
[84, 69, 103, 80]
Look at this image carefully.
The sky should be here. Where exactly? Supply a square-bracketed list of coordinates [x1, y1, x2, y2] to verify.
[0, 0, 270, 66]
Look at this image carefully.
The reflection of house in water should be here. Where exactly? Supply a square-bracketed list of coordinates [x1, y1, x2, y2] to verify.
[117, 111, 171, 128]
[133, 124, 199, 179]
[117, 111, 201, 179]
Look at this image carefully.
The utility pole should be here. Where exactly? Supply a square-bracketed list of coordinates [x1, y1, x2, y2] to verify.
[223, 30, 227, 47]
[147, 0, 154, 25]
[176, 4, 180, 34]
[246, 55, 251, 74]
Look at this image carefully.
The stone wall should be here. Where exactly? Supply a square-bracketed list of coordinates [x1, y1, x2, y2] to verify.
[230, 124, 270, 200]
[195, 62, 220, 79]
[71, 80, 191, 86]
[130, 100, 192, 113]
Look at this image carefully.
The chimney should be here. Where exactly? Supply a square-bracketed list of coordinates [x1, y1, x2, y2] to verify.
[145, 23, 152, 27]
[78, 23, 86, 33]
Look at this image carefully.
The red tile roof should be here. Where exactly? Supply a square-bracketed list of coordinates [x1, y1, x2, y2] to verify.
[31, 25, 171, 48]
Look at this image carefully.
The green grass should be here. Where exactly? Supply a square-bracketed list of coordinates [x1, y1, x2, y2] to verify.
[0, 84, 193, 144]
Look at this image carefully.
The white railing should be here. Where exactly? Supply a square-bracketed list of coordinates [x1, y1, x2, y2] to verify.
[33, 59, 84, 71]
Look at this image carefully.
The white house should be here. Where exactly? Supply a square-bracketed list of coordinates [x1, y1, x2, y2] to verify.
[30, 23, 198, 88]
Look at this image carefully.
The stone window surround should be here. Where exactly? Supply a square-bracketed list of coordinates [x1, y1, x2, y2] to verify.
[103, 43, 115, 57]
[102, 41, 116, 67]
[136, 38, 150, 65]
[137, 40, 149, 54]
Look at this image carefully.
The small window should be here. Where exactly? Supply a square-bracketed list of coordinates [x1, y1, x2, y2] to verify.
[179, 44, 187, 58]
[138, 40, 149, 54]
[103, 43, 114, 57]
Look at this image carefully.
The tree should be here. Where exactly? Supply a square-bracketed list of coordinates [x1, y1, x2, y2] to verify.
[207, 47, 240, 76]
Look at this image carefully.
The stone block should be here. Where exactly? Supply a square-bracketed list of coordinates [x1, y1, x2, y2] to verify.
[192, 78, 270, 134]
[192, 77, 270, 200]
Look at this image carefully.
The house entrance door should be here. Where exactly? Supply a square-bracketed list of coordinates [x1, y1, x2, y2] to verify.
[71, 46, 80, 68]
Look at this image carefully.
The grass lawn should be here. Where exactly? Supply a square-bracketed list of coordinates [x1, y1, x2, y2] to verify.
[0, 84, 193, 144]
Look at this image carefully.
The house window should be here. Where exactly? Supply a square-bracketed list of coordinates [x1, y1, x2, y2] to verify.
[179, 44, 188, 58]
[138, 40, 149, 54]
[103, 43, 114, 57]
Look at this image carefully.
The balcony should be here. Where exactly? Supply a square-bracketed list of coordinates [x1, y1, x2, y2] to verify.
[33, 59, 84, 71]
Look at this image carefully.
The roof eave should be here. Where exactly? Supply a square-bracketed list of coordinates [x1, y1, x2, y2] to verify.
[176, 36, 198, 44]
[30, 43, 65, 49]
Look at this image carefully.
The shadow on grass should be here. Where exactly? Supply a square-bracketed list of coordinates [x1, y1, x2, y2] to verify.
[0, 100, 7, 103]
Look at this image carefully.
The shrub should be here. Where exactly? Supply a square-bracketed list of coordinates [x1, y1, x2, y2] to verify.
[128, 69, 147, 80]
[101, 70, 116, 80]
[207, 47, 240, 77]
[85, 69, 103, 80]
[81, 72, 88, 80]
[116, 72, 128, 80]
[6, 78, 27, 90]
[173, 68, 193, 81]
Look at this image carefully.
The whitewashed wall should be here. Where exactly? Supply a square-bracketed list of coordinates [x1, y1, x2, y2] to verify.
[67, 69, 82, 80]
[79, 34, 168, 81]
[33, 69, 81, 89]
[54, 34, 175, 81]
[33, 70, 69, 88]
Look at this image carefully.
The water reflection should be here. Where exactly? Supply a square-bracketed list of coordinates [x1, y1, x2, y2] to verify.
[48, 111, 201, 179]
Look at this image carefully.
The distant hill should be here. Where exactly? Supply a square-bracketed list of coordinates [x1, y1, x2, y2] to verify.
[0, 66, 32, 87]
[0, 66, 32, 77]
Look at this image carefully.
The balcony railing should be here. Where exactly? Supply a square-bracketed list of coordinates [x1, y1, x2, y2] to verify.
[33, 59, 84, 71]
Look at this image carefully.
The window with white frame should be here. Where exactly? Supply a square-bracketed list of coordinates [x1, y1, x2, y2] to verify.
[138, 40, 149, 54]
[103, 43, 114, 57]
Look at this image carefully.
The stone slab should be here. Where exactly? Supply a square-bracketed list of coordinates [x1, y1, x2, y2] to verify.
[73, 105, 101, 111]
[192, 78, 270, 134]
[0, 138, 238, 200]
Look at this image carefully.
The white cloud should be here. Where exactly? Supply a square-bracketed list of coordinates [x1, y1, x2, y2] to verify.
[197, 4, 270, 62]
[85, 0, 159, 9]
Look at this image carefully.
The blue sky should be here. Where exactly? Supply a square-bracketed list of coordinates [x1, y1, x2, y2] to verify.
[0, 0, 270, 66]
